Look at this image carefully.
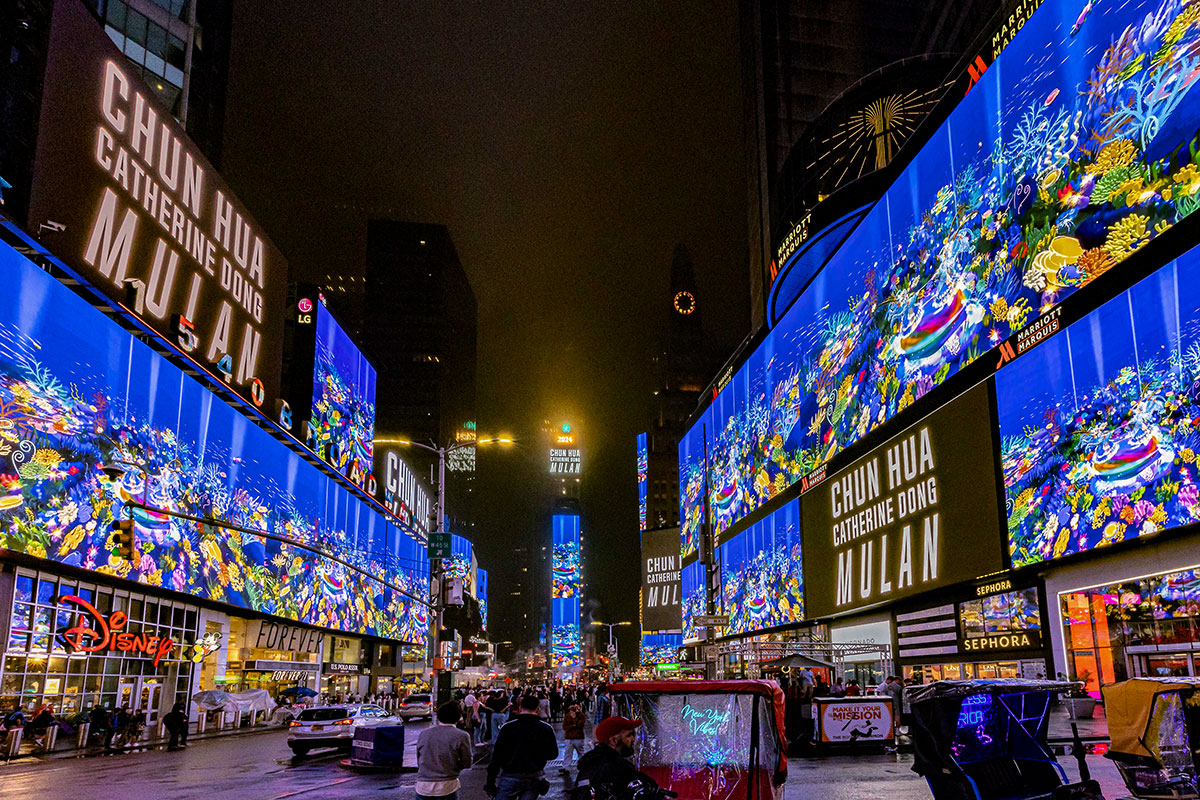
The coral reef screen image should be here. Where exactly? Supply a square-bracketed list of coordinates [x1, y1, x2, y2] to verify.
[680, 0, 1200, 548]
[551, 513, 582, 668]
[641, 632, 683, 665]
[638, 432, 648, 532]
[0, 240, 428, 643]
[478, 568, 488, 630]
[681, 559, 706, 643]
[718, 498, 803, 636]
[309, 303, 376, 482]
[998, 248, 1200, 567]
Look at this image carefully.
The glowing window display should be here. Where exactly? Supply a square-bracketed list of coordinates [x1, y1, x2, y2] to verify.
[681, 0, 1200, 543]
[0, 239, 427, 643]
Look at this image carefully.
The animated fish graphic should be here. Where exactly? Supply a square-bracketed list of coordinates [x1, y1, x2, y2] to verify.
[1070, 0, 1094, 37]
[896, 288, 968, 360]
[1087, 428, 1172, 488]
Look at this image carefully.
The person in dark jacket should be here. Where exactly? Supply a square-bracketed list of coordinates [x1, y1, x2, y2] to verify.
[576, 717, 657, 800]
[561, 703, 587, 770]
[164, 701, 189, 751]
[486, 695, 558, 800]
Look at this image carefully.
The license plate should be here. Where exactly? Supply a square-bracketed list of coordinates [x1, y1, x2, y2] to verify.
[311, 725, 324, 732]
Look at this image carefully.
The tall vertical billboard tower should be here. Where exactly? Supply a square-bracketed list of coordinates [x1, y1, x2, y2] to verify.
[550, 510, 582, 671]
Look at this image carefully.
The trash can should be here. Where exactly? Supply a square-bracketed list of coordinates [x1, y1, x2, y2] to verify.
[351, 725, 405, 766]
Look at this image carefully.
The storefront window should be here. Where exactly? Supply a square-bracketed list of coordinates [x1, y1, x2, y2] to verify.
[1060, 568, 1200, 692]
[0, 570, 199, 716]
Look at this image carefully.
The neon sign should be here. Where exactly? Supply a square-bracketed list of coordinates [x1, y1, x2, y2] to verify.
[59, 595, 175, 668]
[681, 703, 730, 736]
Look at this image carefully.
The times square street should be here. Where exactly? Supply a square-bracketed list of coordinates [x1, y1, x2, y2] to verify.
[0, 714, 1128, 800]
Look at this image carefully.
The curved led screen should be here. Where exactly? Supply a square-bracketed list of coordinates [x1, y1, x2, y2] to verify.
[718, 498, 804, 636]
[681, 559, 706, 644]
[640, 632, 683, 665]
[681, 0, 1200, 544]
[0, 240, 428, 643]
[999, 248, 1200, 567]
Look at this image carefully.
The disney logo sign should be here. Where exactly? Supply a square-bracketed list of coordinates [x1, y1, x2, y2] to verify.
[59, 594, 176, 668]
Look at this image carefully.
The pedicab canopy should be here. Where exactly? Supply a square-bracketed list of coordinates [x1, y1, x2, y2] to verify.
[608, 681, 788, 800]
[1101, 677, 1200, 761]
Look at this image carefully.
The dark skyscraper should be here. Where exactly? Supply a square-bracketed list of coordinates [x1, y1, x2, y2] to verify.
[364, 220, 478, 533]
[646, 244, 713, 529]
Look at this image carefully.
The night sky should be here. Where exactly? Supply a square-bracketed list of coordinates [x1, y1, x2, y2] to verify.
[221, 1, 750, 662]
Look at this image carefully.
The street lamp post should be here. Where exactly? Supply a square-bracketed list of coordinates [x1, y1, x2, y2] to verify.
[591, 621, 631, 680]
[378, 434, 512, 702]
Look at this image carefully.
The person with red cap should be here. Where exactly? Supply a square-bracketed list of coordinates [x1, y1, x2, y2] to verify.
[575, 716, 659, 799]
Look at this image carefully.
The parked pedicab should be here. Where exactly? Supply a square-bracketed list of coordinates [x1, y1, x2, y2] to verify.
[908, 679, 1104, 800]
[607, 680, 787, 800]
[1102, 677, 1200, 799]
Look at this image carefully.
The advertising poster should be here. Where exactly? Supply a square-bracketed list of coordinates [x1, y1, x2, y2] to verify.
[817, 699, 895, 743]
[0, 238, 427, 643]
[802, 385, 1005, 618]
[718, 498, 804, 635]
[28, 0, 288, 401]
[998, 248, 1200, 567]
[641, 526, 682, 633]
[679, 0, 1200, 545]
[640, 632, 683, 665]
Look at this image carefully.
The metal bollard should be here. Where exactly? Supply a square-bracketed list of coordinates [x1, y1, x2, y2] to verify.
[5, 728, 22, 758]
[44, 725, 58, 751]
[158, 721, 168, 740]
[197, 714, 207, 734]
[76, 722, 90, 749]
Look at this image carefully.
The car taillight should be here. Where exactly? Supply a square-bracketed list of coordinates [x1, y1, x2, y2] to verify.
[334, 718, 353, 725]
[289, 720, 302, 727]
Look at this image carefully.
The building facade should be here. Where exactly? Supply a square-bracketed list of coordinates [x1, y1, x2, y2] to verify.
[687, 0, 1200, 694]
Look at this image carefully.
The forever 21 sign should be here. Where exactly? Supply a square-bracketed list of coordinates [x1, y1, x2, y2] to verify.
[28, 0, 287, 403]
[801, 385, 1005, 618]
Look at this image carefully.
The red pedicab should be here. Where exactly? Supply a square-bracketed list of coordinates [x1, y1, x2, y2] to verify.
[608, 680, 787, 800]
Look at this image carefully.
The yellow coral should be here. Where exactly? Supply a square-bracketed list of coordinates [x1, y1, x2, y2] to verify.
[989, 298, 1009, 319]
[1111, 177, 1145, 204]
[1105, 214, 1151, 261]
[1182, 447, 1196, 464]
[1094, 139, 1137, 172]
[1164, 3, 1200, 46]
[1174, 164, 1200, 196]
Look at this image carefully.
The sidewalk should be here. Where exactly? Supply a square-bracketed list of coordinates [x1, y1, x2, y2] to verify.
[2, 718, 286, 764]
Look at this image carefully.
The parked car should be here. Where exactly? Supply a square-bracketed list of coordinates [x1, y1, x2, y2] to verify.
[397, 693, 434, 720]
[287, 704, 400, 755]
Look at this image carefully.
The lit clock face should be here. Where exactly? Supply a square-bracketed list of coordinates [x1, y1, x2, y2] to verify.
[674, 291, 696, 315]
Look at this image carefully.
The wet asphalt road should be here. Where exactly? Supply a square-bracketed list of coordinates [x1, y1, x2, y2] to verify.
[0, 722, 1126, 800]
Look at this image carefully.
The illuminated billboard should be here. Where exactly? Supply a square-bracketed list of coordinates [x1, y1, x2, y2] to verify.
[681, 559, 706, 644]
[551, 513, 582, 669]
[637, 433, 648, 532]
[641, 526, 682, 632]
[447, 533, 478, 597]
[307, 301, 376, 483]
[681, 0, 1200, 542]
[998, 249, 1200, 567]
[0, 238, 427, 642]
[479, 568, 489, 630]
[448, 421, 476, 472]
[718, 499, 803, 635]
[28, 0, 288, 403]
[640, 632, 683, 666]
[801, 385, 1005, 619]
[374, 448, 432, 535]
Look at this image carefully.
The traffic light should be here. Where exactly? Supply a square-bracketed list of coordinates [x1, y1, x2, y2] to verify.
[112, 519, 135, 560]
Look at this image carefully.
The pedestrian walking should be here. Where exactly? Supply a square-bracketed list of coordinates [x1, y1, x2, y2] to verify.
[561, 702, 586, 770]
[487, 690, 509, 745]
[537, 691, 550, 721]
[486, 695, 558, 800]
[164, 701, 189, 751]
[416, 702, 474, 800]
